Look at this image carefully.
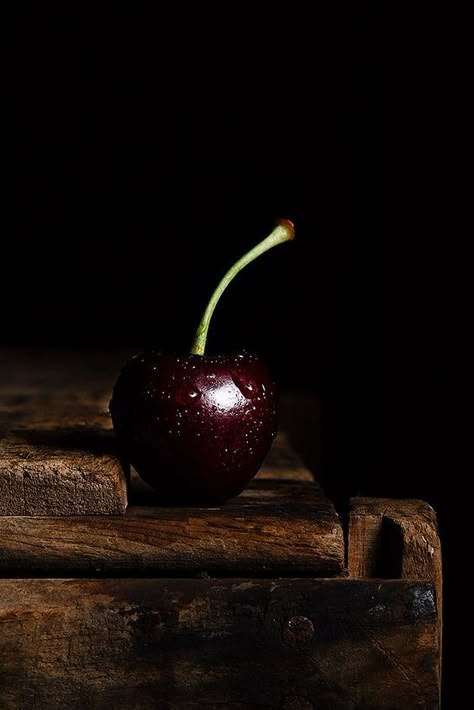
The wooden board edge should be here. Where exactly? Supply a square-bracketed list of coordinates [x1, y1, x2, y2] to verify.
[347, 496, 443, 705]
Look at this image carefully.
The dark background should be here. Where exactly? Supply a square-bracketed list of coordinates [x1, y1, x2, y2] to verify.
[2, 9, 456, 701]
[3, 12, 376, 498]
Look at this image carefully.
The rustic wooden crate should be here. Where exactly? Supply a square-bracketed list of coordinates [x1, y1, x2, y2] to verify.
[0, 351, 442, 709]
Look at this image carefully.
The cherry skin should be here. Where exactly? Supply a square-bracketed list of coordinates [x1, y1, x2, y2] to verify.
[110, 350, 277, 503]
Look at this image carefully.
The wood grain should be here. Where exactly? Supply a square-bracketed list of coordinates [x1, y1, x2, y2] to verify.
[347, 497, 443, 706]
[0, 434, 127, 516]
[0, 577, 440, 709]
[0, 480, 344, 576]
[347, 497, 442, 588]
[0, 384, 126, 515]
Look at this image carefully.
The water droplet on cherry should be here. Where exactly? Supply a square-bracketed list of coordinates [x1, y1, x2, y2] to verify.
[175, 385, 202, 407]
[232, 374, 258, 399]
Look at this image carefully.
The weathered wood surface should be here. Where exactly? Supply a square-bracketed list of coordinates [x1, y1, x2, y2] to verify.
[0, 349, 317, 514]
[0, 434, 127, 516]
[347, 497, 442, 591]
[0, 350, 339, 573]
[348, 497, 442, 706]
[0, 480, 343, 576]
[0, 372, 126, 515]
[0, 577, 440, 709]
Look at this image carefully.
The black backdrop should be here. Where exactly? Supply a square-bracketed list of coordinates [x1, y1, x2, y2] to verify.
[3, 12, 375, 502]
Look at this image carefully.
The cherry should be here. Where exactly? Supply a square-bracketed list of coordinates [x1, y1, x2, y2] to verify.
[110, 220, 294, 503]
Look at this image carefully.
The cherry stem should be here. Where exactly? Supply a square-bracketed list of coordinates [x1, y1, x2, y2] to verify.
[190, 219, 295, 356]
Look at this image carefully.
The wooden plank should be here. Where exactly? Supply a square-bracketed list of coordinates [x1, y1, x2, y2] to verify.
[0, 432, 127, 516]
[347, 497, 442, 588]
[0, 382, 128, 515]
[0, 442, 127, 516]
[348, 497, 443, 706]
[0, 577, 440, 709]
[0, 480, 344, 576]
[0, 353, 337, 574]
[0, 349, 130, 516]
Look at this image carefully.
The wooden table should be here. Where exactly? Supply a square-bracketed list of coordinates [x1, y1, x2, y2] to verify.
[0, 350, 442, 709]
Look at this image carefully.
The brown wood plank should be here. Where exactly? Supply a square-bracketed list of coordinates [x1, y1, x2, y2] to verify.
[0, 480, 343, 576]
[0, 577, 440, 709]
[348, 497, 443, 706]
[0, 431, 127, 516]
[0, 400, 128, 515]
[347, 497, 442, 586]
[0, 364, 337, 574]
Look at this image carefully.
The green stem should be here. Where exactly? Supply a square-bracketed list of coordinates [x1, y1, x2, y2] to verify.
[190, 219, 295, 356]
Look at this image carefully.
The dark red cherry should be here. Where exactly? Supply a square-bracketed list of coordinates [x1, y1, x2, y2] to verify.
[110, 219, 294, 503]
[110, 350, 277, 503]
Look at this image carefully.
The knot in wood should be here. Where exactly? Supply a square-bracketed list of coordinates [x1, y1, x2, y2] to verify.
[282, 615, 314, 647]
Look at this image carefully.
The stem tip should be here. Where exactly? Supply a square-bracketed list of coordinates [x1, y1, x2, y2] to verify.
[276, 218, 295, 240]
